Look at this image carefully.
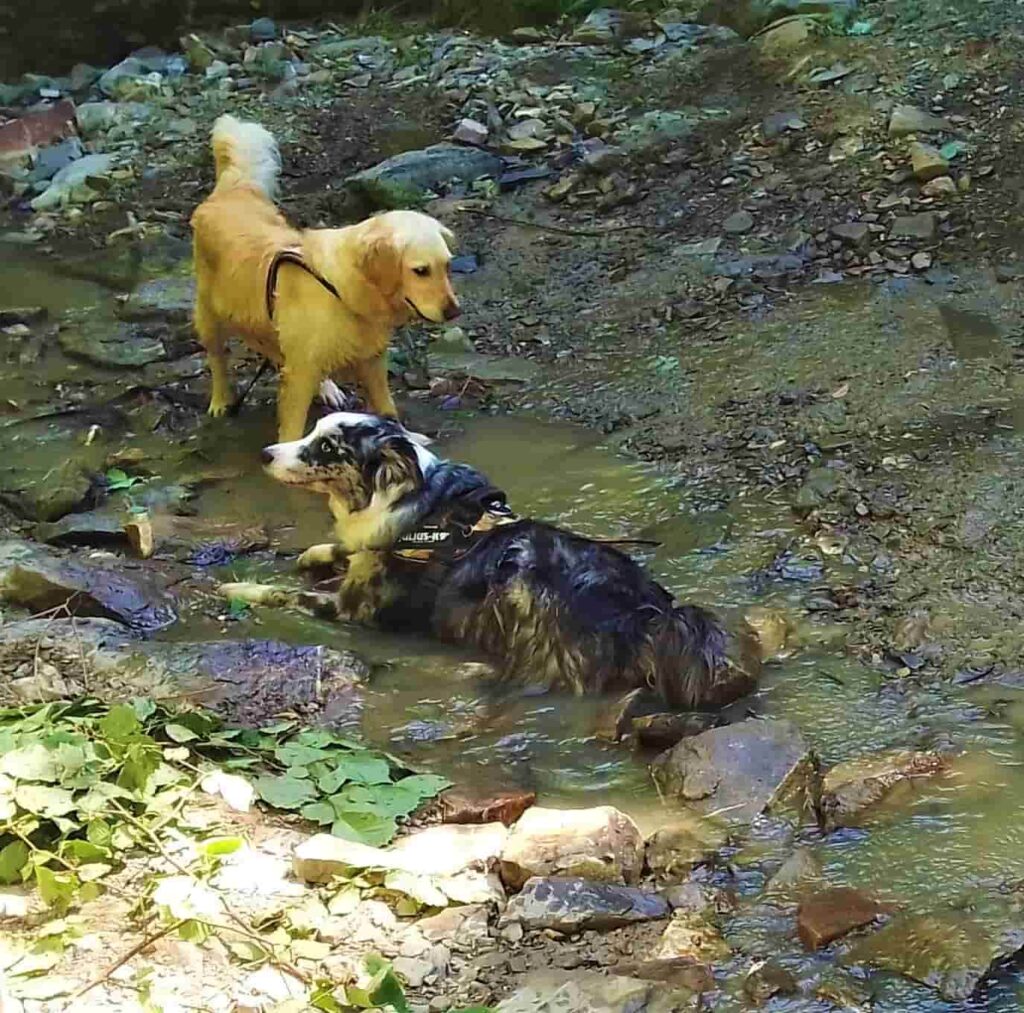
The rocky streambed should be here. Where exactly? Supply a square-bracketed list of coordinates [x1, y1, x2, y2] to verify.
[4, 0, 1024, 1009]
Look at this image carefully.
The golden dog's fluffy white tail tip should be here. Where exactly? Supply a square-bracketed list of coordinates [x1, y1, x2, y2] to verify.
[211, 114, 280, 198]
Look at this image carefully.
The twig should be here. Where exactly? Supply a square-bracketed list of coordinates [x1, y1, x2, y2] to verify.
[455, 205, 652, 238]
[64, 918, 185, 1005]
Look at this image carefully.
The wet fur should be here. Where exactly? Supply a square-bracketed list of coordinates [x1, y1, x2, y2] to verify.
[230, 414, 760, 710]
[191, 115, 459, 441]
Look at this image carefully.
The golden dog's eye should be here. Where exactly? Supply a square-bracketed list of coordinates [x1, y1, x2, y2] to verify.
[412, 266, 430, 277]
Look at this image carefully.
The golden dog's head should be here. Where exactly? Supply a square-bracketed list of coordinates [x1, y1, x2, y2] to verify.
[356, 210, 460, 325]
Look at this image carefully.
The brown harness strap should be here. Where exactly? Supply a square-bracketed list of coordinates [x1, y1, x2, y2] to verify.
[265, 247, 341, 320]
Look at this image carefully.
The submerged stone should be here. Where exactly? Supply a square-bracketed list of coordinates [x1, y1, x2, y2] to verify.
[501, 876, 670, 932]
[495, 969, 700, 1012]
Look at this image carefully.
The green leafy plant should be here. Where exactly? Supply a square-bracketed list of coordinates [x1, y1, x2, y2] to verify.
[650, 354, 680, 376]
[0, 699, 450, 913]
[105, 468, 145, 492]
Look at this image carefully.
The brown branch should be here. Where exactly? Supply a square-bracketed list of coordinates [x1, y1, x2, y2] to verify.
[455, 205, 652, 238]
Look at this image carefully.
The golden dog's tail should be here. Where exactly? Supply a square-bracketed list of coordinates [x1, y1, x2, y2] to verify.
[210, 114, 280, 198]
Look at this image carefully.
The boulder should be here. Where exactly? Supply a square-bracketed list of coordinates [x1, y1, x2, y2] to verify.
[500, 806, 644, 889]
[888, 105, 953, 136]
[495, 969, 701, 1012]
[98, 57, 157, 100]
[844, 905, 1024, 1001]
[765, 847, 824, 897]
[0, 540, 176, 632]
[75, 101, 152, 136]
[29, 137, 83, 183]
[832, 222, 871, 251]
[909, 142, 949, 182]
[501, 877, 670, 933]
[118, 275, 196, 325]
[58, 318, 165, 369]
[452, 118, 489, 147]
[651, 718, 815, 825]
[294, 822, 508, 884]
[0, 458, 93, 523]
[345, 144, 502, 208]
[701, 0, 857, 38]
[645, 814, 728, 880]
[612, 958, 713, 993]
[0, 100, 76, 166]
[822, 750, 948, 827]
[890, 213, 937, 240]
[30, 153, 115, 210]
[436, 786, 536, 826]
[797, 887, 892, 949]
[756, 17, 814, 57]
[656, 911, 731, 962]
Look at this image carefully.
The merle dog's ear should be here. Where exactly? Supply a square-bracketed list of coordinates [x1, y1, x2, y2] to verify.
[360, 434, 422, 494]
[403, 427, 433, 447]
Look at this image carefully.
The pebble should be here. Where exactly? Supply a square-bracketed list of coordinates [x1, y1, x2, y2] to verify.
[452, 118, 489, 146]
[909, 142, 949, 182]
[723, 211, 754, 235]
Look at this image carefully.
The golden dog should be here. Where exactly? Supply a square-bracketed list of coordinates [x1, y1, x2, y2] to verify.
[190, 114, 461, 441]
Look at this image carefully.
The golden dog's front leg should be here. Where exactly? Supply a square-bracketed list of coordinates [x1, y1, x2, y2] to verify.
[356, 353, 398, 419]
[297, 543, 346, 570]
[277, 366, 321, 442]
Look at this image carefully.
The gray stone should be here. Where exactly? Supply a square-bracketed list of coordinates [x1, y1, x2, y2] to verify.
[97, 58, 160, 100]
[0, 540, 176, 631]
[31, 153, 115, 210]
[651, 718, 814, 825]
[58, 318, 165, 369]
[501, 877, 670, 933]
[430, 326, 475, 355]
[762, 110, 807, 138]
[890, 212, 937, 240]
[646, 814, 728, 880]
[119, 275, 195, 325]
[702, 0, 857, 38]
[346, 144, 503, 208]
[75, 101, 151, 135]
[250, 17, 277, 43]
[311, 36, 389, 60]
[765, 847, 824, 897]
[0, 458, 92, 523]
[888, 105, 953, 137]
[582, 143, 626, 174]
[831, 222, 871, 251]
[29, 137, 83, 183]
[495, 969, 699, 1012]
[452, 118, 489, 147]
[723, 211, 754, 234]
[910, 142, 949, 182]
[618, 110, 695, 154]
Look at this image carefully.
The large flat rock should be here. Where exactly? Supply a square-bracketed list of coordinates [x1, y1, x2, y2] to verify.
[495, 969, 701, 1012]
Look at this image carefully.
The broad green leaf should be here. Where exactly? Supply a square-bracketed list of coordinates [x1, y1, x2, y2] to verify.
[98, 704, 141, 740]
[117, 743, 160, 793]
[331, 810, 397, 848]
[199, 836, 244, 857]
[318, 754, 391, 793]
[76, 781, 133, 816]
[259, 719, 298, 735]
[164, 723, 198, 744]
[132, 698, 157, 721]
[254, 774, 318, 810]
[1, 744, 59, 782]
[364, 955, 411, 1013]
[300, 801, 336, 826]
[228, 940, 269, 964]
[63, 839, 110, 863]
[86, 818, 113, 849]
[76, 862, 112, 882]
[940, 140, 966, 161]
[392, 774, 451, 801]
[0, 840, 29, 884]
[14, 785, 76, 817]
[36, 866, 78, 913]
[275, 742, 332, 767]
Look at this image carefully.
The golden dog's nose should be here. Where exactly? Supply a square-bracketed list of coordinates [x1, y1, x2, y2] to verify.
[443, 300, 461, 321]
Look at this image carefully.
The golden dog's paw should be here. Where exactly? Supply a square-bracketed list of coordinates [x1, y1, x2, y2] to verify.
[219, 582, 292, 607]
[297, 544, 341, 570]
[207, 401, 232, 418]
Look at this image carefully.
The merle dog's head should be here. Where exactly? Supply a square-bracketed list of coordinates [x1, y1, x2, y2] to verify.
[261, 413, 438, 550]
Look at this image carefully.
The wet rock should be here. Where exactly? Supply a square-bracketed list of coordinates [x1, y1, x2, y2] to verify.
[612, 958, 713, 992]
[797, 887, 891, 949]
[646, 814, 729, 880]
[437, 787, 536, 826]
[631, 711, 722, 751]
[652, 719, 815, 825]
[844, 906, 1024, 1001]
[98, 58, 156, 100]
[742, 960, 799, 1002]
[35, 509, 126, 548]
[119, 275, 195, 325]
[500, 806, 643, 889]
[294, 823, 508, 884]
[75, 101, 152, 136]
[30, 153, 115, 210]
[762, 110, 807, 138]
[822, 750, 948, 828]
[657, 911, 731, 962]
[911, 251, 934, 271]
[430, 325, 475, 354]
[888, 105, 953, 137]
[618, 110, 695, 154]
[765, 847, 824, 897]
[452, 118, 488, 147]
[890, 212, 937, 240]
[346, 144, 502, 208]
[573, 9, 626, 44]
[250, 17, 277, 43]
[0, 458, 93, 523]
[723, 210, 754, 234]
[909, 142, 949, 182]
[495, 969, 699, 1011]
[831, 222, 871, 251]
[0, 540, 176, 631]
[501, 877, 669, 933]
[756, 17, 813, 57]
[58, 318, 165, 368]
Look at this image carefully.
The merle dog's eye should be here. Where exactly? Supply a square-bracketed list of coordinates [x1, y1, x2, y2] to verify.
[412, 266, 430, 277]
[319, 436, 344, 459]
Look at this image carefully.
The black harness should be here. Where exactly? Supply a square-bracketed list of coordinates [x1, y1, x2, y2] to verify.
[265, 247, 341, 320]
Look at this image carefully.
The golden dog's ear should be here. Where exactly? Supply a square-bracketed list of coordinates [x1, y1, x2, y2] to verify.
[439, 224, 456, 250]
[358, 229, 403, 296]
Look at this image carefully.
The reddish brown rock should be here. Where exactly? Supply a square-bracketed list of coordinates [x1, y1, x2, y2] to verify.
[797, 887, 892, 950]
[438, 787, 536, 827]
[0, 101, 76, 162]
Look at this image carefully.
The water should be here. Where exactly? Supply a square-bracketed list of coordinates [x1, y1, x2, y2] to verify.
[6, 247, 1024, 1007]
